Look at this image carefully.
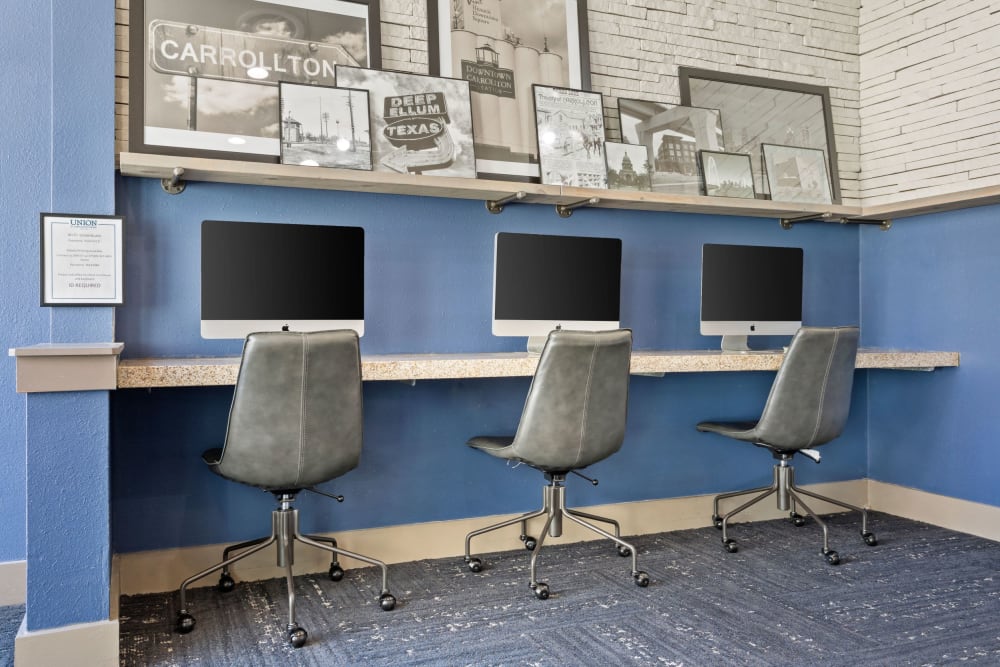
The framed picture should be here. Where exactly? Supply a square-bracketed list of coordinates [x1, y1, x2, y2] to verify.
[679, 67, 841, 202]
[605, 142, 652, 192]
[40, 214, 124, 306]
[761, 144, 833, 204]
[279, 83, 372, 170]
[427, 0, 591, 182]
[699, 150, 755, 199]
[533, 85, 607, 188]
[335, 66, 477, 178]
[617, 98, 724, 196]
[129, 0, 382, 162]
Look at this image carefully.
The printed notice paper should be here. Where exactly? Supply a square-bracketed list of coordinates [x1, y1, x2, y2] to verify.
[41, 214, 124, 305]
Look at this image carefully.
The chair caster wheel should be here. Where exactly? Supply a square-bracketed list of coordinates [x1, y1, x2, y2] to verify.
[712, 515, 723, 530]
[633, 571, 650, 587]
[790, 513, 806, 527]
[467, 557, 483, 573]
[175, 612, 196, 634]
[823, 549, 840, 565]
[723, 539, 738, 553]
[531, 582, 549, 600]
[287, 625, 307, 648]
[523, 537, 537, 551]
[329, 564, 345, 581]
[216, 573, 235, 593]
[617, 544, 632, 557]
[862, 532, 878, 546]
[379, 593, 396, 611]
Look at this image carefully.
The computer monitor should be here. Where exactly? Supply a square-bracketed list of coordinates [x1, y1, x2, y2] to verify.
[201, 220, 364, 339]
[700, 243, 803, 352]
[493, 232, 622, 352]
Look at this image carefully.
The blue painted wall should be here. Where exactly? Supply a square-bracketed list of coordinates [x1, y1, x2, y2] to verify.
[861, 205, 999, 507]
[112, 179, 865, 552]
[2, 0, 116, 630]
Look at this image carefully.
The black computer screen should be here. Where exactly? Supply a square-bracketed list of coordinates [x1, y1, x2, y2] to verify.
[201, 220, 363, 327]
[701, 243, 803, 322]
[494, 232, 622, 325]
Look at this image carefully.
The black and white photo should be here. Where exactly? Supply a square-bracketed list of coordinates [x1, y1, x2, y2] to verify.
[618, 98, 724, 196]
[279, 83, 372, 170]
[699, 150, 755, 199]
[533, 85, 606, 188]
[762, 144, 833, 204]
[605, 142, 652, 192]
[335, 66, 477, 177]
[681, 67, 841, 202]
[130, 0, 381, 161]
[428, 0, 591, 181]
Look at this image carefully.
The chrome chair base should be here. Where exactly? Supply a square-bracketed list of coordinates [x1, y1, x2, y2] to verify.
[712, 457, 877, 565]
[464, 474, 650, 599]
[175, 493, 395, 647]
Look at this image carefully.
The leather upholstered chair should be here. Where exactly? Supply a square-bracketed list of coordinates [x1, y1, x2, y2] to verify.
[697, 326, 876, 565]
[463, 329, 649, 599]
[174, 330, 395, 648]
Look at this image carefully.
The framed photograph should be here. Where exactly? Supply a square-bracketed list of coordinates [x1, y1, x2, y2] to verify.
[533, 85, 607, 188]
[335, 66, 477, 177]
[605, 142, 652, 192]
[129, 0, 382, 162]
[40, 214, 124, 306]
[279, 83, 372, 170]
[680, 67, 841, 203]
[699, 150, 755, 199]
[761, 144, 833, 204]
[428, 0, 591, 182]
[617, 98, 724, 196]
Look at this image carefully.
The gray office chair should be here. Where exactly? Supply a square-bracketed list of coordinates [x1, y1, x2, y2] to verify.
[464, 329, 649, 599]
[697, 326, 875, 565]
[174, 330, 395, 648]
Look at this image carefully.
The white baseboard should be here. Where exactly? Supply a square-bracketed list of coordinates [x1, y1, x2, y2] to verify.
[0, 560, 26, 605]
[116, 479, 867, 596]
[868, 479, 1000, 542]
[14, 617, 118, 667]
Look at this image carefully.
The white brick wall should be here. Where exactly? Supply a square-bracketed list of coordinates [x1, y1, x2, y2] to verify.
[859, 0, 1000, 205]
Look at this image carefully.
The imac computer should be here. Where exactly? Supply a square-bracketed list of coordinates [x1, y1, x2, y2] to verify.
[493, 232, 622, 352]
[201, 220, 364, 339]
[700, 243, 803, 352]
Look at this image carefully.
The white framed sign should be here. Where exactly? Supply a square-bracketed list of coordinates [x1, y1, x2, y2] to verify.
[40, 213, 125, 306]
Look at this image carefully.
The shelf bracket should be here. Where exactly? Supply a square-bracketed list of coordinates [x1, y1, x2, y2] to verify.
[160, 167, 186, 195]
[780, 212, 891, 231]
[484, 190, 527, 214]
[555, 197, 600, 218]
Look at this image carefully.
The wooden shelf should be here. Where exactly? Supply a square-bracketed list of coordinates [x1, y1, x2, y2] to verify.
[118, 152, 1000, 223]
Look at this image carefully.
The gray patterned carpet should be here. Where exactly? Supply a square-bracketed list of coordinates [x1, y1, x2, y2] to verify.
[119, 513, 1000, 666]
[0, 604, 22, 667]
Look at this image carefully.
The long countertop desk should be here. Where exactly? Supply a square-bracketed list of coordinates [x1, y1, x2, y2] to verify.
[116, 349, 960, 389]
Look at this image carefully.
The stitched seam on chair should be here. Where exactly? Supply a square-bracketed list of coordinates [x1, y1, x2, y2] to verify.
[574, 338, 599, 467]
[808, 329, 837, 446]
[297, 335, 307, 486]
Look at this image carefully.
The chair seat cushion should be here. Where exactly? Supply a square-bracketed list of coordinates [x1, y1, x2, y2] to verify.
[696, 421, 759, 441]
[202, 448, 224, 466]
[467, 436, 516, 459]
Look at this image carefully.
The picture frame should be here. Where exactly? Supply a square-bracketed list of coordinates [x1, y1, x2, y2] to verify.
[427, 0, 591, 182]
[40, 214, 125, 306]
[533, 85, 607, 188]
[699, 150, 755, 199]
[617, 98, 724, 196]
[129, 0, 382, 162]
[279, 83, 372, 170]
[679, 67, 841, 203]
[605, 141, 652, 192]
[761, 143, 833, 204]
[335, 66, 477, 178]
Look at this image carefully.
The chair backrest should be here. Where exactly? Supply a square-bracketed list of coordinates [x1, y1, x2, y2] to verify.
[509, 329, 633, 472]
[755, 326, 859, 450]
[216, 330, 363, 490]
